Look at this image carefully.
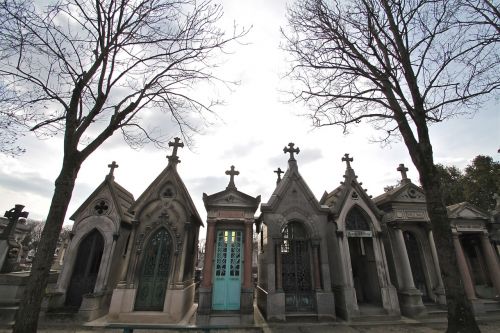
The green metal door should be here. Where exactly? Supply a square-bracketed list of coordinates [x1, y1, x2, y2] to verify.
[135, 228, 172, 311]
[212, 230, 242, 310]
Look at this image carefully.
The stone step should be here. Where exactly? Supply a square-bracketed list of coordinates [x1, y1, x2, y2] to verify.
[350, 314, 400, 323]
[285, 312, 319, 322]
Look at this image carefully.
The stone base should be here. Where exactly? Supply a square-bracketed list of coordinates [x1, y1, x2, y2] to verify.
[78, 291, 113, 321]
[398, 288, 426, 317]
[0, 270, 58, 324]
[108, 283, 196, 324]
[381, 285, 401, 316]
[333, 285, 359, 320]
[315, 290, 336, 321]
[196, 286, 255, 325]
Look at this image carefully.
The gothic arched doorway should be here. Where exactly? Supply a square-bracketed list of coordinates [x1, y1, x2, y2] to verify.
[346, 207, 382, 305]
[281, 221, 314, 312]
[135, 228, 173, 310]
[65, 229, 104, 307]
[403, 231, 429, 300]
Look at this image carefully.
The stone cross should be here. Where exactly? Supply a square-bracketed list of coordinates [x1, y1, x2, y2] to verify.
[225, 165, 240, 189]
[1, 205, 29, 241]
[283, 142, 300, 161]
[108, 161, 119, 176]
[1, 205, 28, 273]
[274, 167, 284, 184]
[342, 153, 353, 169]
[168, 137, 184, 158]
[397, 163, 409, 181]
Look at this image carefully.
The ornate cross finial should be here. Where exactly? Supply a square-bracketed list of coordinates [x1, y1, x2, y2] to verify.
[167, 137, 184, 164]
[274, 167, 284, 184]
[283, 142, 300, 161]
[397, 163, 409, 181]
[108, 161, 119, 176]
[342, 153, 353, 169]
[225, 165, 240, 189]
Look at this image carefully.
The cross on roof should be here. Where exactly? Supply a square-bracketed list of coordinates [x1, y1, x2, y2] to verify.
[342, 153, 353, 169]
[108, 161, 119, 176]
[167, 137, 184, 163]
[397, 163, 409, 181]
[225, 165, 239, 189]
[283, 142, 300, 161]
[274, 167, 284, 184]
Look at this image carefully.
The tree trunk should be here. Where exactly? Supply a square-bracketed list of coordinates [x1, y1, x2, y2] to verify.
[409, 141, 480, 333]
[13, 155, 81, 333]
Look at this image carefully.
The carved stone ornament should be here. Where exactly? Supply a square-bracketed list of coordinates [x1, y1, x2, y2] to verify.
[93, 199, 110, 215]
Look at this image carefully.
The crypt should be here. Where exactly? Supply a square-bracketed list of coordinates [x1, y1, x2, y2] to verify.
[320, 154, 400, 320]
[256, 143, 335, 321]
[46, 161, 135, 321]
[197, 165, 260, 325]
[108, 138, 202, 324]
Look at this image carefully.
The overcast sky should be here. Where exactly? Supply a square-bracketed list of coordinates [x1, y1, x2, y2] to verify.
[0, 0, 498, 237]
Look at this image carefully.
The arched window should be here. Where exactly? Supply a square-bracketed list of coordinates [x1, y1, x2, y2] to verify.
[282, 221, 307, 253]
[346, 207, 370, 231]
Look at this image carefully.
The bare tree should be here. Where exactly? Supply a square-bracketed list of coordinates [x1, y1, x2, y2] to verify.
[283, 0, 499, 332]
[0, 0, 247, 331]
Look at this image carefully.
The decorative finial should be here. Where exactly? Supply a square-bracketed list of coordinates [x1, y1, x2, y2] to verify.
[397, 163, 410, 184]
[342, 153, 353, 169]
[225, 165, 240, 190]
[274, 167, 284, 185]
[283, 142, 300, 161]
[107, 161, 119, 177]
[167, 137, 184, 164]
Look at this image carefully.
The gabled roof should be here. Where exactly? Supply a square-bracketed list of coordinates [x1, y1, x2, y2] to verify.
[203, 187, 261, 211]
[70, 174, 135, 223]
[373, 181, 426, 206]
[447, 202, 490, 220]
[320, 158, 382, 219]
[129, 162, 203, 226]
[261, 157, 327, 213]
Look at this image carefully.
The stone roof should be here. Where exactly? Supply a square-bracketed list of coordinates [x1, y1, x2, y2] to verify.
[70, 174, 134, 223]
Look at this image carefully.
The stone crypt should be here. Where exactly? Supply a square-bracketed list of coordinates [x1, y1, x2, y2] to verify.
[197, 166, 260, 325]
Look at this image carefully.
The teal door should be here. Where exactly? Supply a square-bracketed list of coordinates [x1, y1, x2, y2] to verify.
[212, 230, 242, 310]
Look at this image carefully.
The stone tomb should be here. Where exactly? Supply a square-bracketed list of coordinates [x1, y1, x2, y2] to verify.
[320, 154, 400, 320]
[197, 166, 260, 325]
[374, 164, 446, 317]
[257, 143, 335, 321]
[448, 202, 500, 313]
[46, 162, 135, 321]
[108, 138, 202, 324]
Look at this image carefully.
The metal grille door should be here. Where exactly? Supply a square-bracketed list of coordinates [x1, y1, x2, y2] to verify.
[135, 228, 172, 310]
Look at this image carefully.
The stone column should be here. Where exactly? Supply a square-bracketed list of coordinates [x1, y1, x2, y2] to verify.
[243, 220, 253, 289]
[452, 231, 477, 300]
[275, 239, 283, 291]
[312, 241, 322, 290]
[393, 228, 417, 290]
[202, 220, 216, 288]
[480, 232, 500, 296]
[427, 228, 445, 291]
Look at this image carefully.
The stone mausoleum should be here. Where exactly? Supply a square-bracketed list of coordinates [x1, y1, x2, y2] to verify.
[1, 140, 499, 326]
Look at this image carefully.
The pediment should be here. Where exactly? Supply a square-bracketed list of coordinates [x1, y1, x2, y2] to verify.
[394, 185, 426, 202]
[204, 188, 260, 210]
[448, 202, 490, 220]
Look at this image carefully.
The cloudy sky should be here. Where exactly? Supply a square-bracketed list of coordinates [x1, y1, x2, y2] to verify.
[0, 0, 498, 237]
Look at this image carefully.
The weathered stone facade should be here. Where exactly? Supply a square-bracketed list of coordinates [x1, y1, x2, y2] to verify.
[5, 141, 498, 326]
[257, 143, 335, 321]
[45, 162, 134, 321]
[108, 138, 202, 324]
